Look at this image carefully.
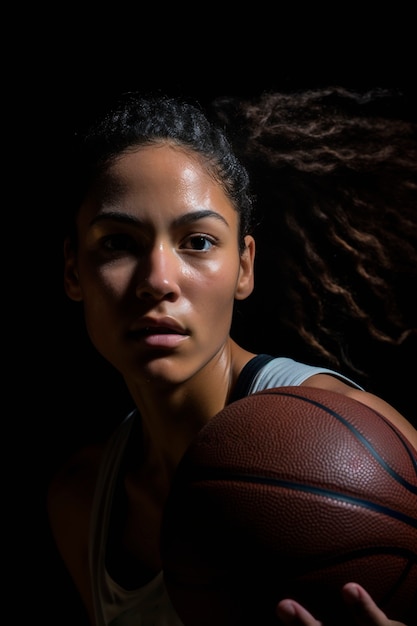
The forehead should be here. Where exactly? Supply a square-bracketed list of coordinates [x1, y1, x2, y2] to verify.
[79, 143, 239, 228]
[84, 143, 226, 209]
[108, 143, 217, 186]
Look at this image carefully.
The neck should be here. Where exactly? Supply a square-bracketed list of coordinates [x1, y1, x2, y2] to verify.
[125, 341, 256, 472]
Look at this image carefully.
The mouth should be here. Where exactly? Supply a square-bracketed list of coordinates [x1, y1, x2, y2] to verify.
[128, 319, 189, 348]
[139, 326, 184, 336]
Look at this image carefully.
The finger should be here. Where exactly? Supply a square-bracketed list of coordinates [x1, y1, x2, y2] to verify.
[276, 599, 323, 625]
[342, 583, 406, 626]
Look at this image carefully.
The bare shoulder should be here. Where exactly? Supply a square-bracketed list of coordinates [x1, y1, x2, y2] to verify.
[47, 443, 105, 623]
[302, 373, 417, 450]
[48, 442, 104, 523]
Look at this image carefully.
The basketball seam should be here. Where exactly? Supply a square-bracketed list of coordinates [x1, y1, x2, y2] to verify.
[259, 390, 417, 494]
[187, 471, 417, 529]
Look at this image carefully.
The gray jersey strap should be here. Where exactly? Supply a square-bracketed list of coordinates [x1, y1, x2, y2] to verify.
[228, 354, 275, 404]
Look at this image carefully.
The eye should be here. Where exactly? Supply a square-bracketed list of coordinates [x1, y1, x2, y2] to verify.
[183, 235, 215, 251]
[101, 233, 138, 253]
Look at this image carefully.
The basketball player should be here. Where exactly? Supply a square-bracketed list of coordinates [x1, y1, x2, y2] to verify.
[50, 91, 416, 625]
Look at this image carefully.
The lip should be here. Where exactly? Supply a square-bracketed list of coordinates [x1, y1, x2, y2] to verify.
[131, 316, 188, 336]
[128, 317, 189, 348]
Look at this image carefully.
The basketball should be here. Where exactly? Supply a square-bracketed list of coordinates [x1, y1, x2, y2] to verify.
[160, 386, 417, 626]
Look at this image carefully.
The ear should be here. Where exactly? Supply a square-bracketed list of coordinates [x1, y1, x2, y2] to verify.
[235, 235, 255, 300]
[63, 239, 83, 302]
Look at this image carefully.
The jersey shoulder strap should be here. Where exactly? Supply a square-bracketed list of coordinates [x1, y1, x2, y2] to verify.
[229, 354, 275, 403]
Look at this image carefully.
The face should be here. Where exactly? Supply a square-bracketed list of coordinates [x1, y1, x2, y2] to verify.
[64, 144, 255, 389]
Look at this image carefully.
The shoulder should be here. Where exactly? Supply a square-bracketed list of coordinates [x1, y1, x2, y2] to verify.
[48, 442, 105, 545]
[47, 443, 105, 620]
[48, 442, 104, 512]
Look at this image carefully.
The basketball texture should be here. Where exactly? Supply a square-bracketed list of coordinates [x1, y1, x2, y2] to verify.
[161, 386, 417, 626]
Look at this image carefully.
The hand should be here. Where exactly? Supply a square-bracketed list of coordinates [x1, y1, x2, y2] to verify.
[275, 583, 408, 625]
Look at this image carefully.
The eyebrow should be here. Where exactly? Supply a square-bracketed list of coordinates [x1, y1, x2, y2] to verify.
[89, 209, 230, 229]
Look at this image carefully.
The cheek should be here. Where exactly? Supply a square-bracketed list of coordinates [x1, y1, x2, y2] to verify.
[188, 260, 240, 315]
[80, 259, 135, 301]
[79, 263, 135, 336]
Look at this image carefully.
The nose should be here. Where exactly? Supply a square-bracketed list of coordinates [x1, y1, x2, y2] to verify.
[136, 242, 181, 301]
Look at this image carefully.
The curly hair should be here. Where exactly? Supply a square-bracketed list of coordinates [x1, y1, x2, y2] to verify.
[66, 92, 254, 252]
[212, 87, 417, 386]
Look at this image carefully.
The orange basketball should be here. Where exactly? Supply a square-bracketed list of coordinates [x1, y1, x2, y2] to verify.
[161, 386, 417, 626]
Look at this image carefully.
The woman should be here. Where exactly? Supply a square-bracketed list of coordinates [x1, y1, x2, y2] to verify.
[50, 91, 416, 625]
